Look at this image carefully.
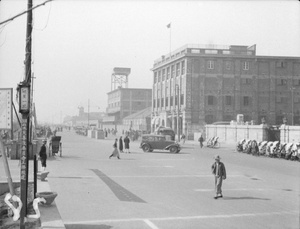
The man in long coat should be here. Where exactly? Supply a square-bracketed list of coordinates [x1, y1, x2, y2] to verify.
[124, 135, 130, 153]
[119, 136, 124, 153]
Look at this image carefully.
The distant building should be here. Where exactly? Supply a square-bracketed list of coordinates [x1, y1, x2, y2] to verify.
[122, 107, 151, 132]
[152, 44, 300, 138]
[66, 106, 106, 128]
[103, 88, 152, 129]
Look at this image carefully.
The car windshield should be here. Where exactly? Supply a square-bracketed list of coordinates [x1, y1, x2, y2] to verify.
[159, 130, 174, 135]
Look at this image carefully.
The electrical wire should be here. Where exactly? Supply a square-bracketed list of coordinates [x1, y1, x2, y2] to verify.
[33, 0, 52, 31]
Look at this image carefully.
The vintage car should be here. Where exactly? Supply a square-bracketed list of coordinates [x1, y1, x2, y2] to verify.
[140, 134, 181, 153]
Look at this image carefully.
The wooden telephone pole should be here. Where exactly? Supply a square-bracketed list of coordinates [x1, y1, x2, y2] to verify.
[19, 0, 33, 228]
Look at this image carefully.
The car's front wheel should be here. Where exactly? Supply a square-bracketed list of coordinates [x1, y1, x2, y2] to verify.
[142, 144, 151, 152]
[169, 146, 178, 153]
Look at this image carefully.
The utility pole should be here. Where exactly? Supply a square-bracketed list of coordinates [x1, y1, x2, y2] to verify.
[176, 84, 180, 142]
[88, 99, 90, 127]
[291, 87, 295, 125]
[18, 0, 33, 228]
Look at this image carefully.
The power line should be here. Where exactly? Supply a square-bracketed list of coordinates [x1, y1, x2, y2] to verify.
[0, 0, 53, 26]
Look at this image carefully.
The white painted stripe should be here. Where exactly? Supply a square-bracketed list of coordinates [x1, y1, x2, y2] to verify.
[194, 188, 275, 192]
[107, 174, 242, 178]
[63, 210, 298, 225]
[144, 219, 160, 229]
[139, 165, 174, 168]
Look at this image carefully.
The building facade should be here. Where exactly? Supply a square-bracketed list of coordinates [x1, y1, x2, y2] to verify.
[104, 88, 152, 128]
[151, 44, 300, 138]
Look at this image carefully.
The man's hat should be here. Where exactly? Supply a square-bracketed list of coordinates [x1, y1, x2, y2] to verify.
[43, 139, 47, 143]
[214, 155, 221, 160]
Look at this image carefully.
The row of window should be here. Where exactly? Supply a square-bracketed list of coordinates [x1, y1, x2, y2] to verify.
[153, 95, 184, 108]
[154, 60, 185, 83]
[153, 94, 297, 109]
[154, 60, 252, 83]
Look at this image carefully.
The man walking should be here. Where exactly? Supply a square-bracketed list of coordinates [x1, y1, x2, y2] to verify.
[124, 135, 130, 153]
[211, 155, 226, 199]
[198, 135, 204, 148]
[39, 139, 48, 171]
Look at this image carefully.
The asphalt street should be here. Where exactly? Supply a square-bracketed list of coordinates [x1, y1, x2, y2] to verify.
[46, 130, 299, 229]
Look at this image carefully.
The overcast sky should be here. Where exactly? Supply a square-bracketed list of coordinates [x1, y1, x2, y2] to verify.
[0, 0, 299, 124]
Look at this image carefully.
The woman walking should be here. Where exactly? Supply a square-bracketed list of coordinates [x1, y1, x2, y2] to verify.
[109, 138, 120, 159]
[119, 136, 124, 153]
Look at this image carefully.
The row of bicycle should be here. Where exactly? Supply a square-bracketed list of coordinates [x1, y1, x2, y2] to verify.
[206, 136, 220, 148]
[236, 139, 300, 161]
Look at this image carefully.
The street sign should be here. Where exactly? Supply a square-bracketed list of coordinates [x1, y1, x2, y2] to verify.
[0, 88, 13, 129]
[18, 85, 30, 114]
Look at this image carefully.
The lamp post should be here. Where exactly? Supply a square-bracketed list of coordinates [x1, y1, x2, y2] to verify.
[290, 87, 295, 126]
[175, 84, 180, 142]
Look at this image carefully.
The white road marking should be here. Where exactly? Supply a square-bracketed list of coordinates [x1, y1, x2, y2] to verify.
[63, 210, 298, 225]
[144, 219, 160, 229]
[139, 165, 174, 168]
[107, 174, 242, 178]
[194, 188, 275, 192]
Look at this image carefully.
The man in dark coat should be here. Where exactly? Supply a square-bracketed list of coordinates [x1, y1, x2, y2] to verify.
[124, 135, 130, 153]
[211, 155, 226, 199]
[198, 135, 204, 148]
[39, 139, 47, 171]
[119, 136, 124, 153]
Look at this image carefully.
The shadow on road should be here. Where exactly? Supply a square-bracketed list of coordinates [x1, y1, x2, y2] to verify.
[223, 196, 271, 201]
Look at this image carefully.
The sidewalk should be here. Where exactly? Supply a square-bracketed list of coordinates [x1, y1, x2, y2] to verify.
[0, 157, 65, 229]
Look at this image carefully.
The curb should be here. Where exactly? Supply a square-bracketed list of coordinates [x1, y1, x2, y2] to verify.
[37, 180, 66, 229]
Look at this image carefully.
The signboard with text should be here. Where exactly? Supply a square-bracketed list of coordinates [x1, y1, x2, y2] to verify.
[0, 88, 13, 129]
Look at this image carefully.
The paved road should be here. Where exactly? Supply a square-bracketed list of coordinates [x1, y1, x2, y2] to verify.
[47, 131, 299, 229]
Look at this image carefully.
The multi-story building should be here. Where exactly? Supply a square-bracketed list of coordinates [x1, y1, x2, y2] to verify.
[151, 44, 300, 138]
[104, 87, 152, 128]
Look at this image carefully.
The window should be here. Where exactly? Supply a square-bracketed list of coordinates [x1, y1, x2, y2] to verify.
[181, 60, 185, 75]
[243, 61, 249, 70]
[167, 67, 170, 79]
[242, 78, 252, 85]
[153, 99, 156, 108]
[176, 63, 180, 77]
[161, 98, 164, 107]
[165, 97, 168, 106]
[208, 95, 214, 105]
[154, 72, 157, 83]
[158, 71, 161, 82]
[225, 61, 231, 70]
[157, 99, 160, 107]
[171, 65, 175, 78]
[243, 96, 250, 106]
[180, 94, 184, 105]
[207, 60, 214, 69]
[162, 69, 166, 81]
[277, 79, 287, 85]
[293, 79, 300, 86]
[225, 96, 232, 105]
[170, 96, 173, 106]
[276, 61, 286, 68]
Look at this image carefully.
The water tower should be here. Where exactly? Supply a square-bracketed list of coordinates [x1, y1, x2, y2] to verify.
[111, 67, 131, 91]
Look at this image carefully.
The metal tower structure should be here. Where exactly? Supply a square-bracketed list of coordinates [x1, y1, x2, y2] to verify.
[111, 67, 131, 91]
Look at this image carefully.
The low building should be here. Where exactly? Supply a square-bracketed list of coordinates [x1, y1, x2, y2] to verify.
[122, 107, 151, 133]
[104, 87, 152, 130]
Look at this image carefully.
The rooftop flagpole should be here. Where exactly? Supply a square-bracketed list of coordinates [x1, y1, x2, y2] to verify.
[167, 22, 171, 56]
